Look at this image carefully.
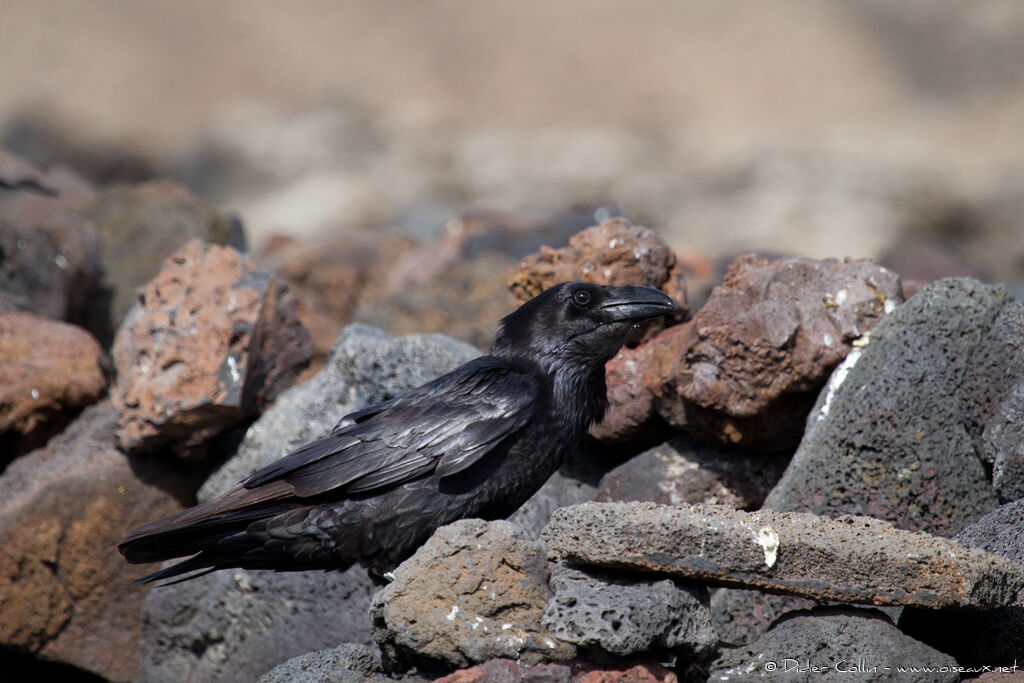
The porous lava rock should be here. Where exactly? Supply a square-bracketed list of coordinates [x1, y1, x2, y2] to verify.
[0, 312, 108, 458]
[371, 519, 576, 673]
[111, 239, 313, 455]
[0, 401, 191, 682]
[764, 277, 1003, 535]
[653, 254, 903, 450]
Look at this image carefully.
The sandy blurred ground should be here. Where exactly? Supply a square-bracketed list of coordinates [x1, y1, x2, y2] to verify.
[2, 0, 1024, 274]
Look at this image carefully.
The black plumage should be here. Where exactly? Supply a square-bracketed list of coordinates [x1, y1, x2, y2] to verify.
[118, 282, 677, 583]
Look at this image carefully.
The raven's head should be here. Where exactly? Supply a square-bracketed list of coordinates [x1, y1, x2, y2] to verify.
[492, 282, 678, 370]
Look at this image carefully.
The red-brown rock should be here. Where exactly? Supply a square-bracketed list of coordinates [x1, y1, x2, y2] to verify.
[0, 401, 191, 682]
[654, 255, 903, 450]
[435, 658, 572, 682]
[590, 322, 689, 449]
[509, 217, 688, 342]
[111, 239, 313, 455]
[0, 312, 108, 456]
[576, 662, 678, 683]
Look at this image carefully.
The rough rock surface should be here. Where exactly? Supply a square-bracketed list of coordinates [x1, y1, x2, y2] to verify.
[0, 401, 190, 682]
[710, 588, 816, 648]
[435, 658, 572, 682]
[590, 336, 676, 450]
[595, 433, 790, 510]
[654, 255, 903, 450]
[510, 217, 687, 308]
[137, 568, 379, 683]
[541, 502, 1024, 609]
[137, 324, 479, 683]
[78, 180, 245, 333]
[258, 643, 389, 683]
[961, 299, 1024, 502]
[111, 239, 313, 455]
[0, 312, 108, 457]
[708, 607, 957, 682]
[542, 564, 716, 657]
[371, 519, 576, 673]
[899, 498, 1024, 668]
[509, 217, 688, 342]
[764, 277, 1003, 535]
[434, 659, 678, 682]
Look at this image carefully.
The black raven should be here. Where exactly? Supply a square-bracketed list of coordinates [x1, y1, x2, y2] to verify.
[118, 282, 677, 583]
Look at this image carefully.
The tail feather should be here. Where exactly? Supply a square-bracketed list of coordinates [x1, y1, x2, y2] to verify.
[118, 481, 298, 568]
[130, 553, 222, 585]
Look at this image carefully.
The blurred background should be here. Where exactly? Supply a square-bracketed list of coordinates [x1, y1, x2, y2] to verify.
[3, 0, 1024, 290]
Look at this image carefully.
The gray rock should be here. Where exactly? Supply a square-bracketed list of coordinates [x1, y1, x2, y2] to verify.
[710, 588, 816, 648]
[954, 497, 1024, 567]
[595, 433, 790, 510]
[258, 643, 390, 683]
[541, 564, 716, 657]
[371, 519, 575, 674]
[137, 564, 378, 683]
[962, 299, 1024, 502]
[898, 498, 1024, 668]
[764, 277, 1003, 536]
[709, 607, 958, 682]
[138, 324, 479, 683]
[541, 501, 1024, 609]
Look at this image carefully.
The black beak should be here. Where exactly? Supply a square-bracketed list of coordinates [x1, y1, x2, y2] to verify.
[597, 285, 678, 323]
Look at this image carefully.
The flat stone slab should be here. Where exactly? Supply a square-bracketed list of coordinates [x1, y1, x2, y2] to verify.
[541, 502, 1024, 610]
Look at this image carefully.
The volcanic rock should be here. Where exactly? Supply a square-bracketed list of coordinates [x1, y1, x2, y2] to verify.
[653, 254, 903, 450]
[371, 519, 576, 673]
[541, 501, 1024, 609]
[0, 401, 190, 682]
[0, 312, 108, 459]
[111, 239, 313, 456]
[763, 277, 1003, 534]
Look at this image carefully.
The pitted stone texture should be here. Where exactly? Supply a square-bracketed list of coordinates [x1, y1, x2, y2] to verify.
[509, 217, 688, 332]
[709, 607, 957, 682]
[542, 564, 715, 657]
[654, 255, 903, 450]
[0, 312, 108, 456]
[258, 643, 389, 683]
[961, 299, 1024, 502]
[595, 433, 790, 510]
[541, 502, 1024, 609]
[0, 401, 189, 682]
[137, 565, 378, 683]
[710, 588, 816, 648]
[764, 277, 1003, 535]
[435, 659, 678, 682]
[898, 498, 1024, 668]
[111, 239, 313, 455]
[371, 519, 576, 673]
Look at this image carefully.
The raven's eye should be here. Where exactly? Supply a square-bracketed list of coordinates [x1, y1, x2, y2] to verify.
[572, 290, 591, 306]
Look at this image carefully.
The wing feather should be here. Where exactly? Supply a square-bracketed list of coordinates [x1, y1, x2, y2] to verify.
[242, 357, 538, 498]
